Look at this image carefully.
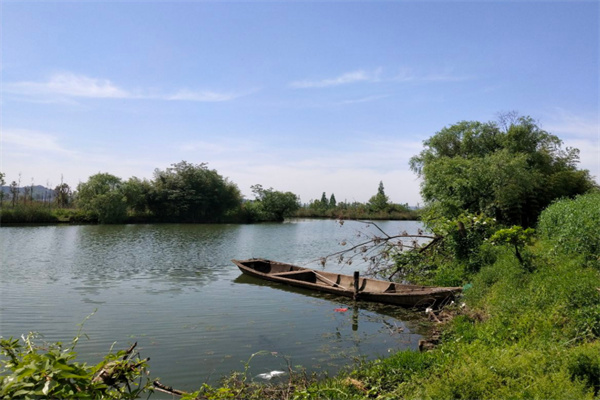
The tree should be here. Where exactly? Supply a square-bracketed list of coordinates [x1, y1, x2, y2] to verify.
[9, 181, 18, 207]
[320, 192, 329, 209]
[23, 186, 31, 204]
[251, 184, 300, 222]
[121, 177, 152, 215]
[76, 173, 127, 224]
[55, 181, 72, 208]
[0, 172, 5, 206]
[368, 181, 389, 212]
[149, 161, 241, 222]
[410, 114, 596, 227]
[329, 193, 337, 208]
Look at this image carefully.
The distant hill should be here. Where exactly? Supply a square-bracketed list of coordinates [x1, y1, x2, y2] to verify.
[1, 185, 55, 201]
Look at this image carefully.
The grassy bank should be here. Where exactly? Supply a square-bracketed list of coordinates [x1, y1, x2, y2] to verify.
[0, 205, 98, 224]
[293, 249, 599, 399]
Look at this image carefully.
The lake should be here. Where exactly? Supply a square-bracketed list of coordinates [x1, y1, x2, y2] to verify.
[0, 219, 427, 391]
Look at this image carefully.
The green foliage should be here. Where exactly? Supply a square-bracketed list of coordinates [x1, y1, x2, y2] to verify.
[150, 161, 242, 222]
[349, 350, 435, 395]
[0, 333, 150, 399]
[251, 184, 300, 222]
[54, 182, 72, 208]
[0, 172, 6, 206]
[0, 203, 58, 223]
[490, 225, 535, 267]
[537, 192, 600, 268]
[368, 181, 390, 212]
[411, 115, 596, 227]
[121, 177, 152, 215]
[329, 193, 337, 208]
[76, 173, 127, 224]
[296, 201, 418, 220]
[320, 192, 329, 209]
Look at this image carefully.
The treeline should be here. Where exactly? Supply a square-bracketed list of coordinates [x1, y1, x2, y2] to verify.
[1, 163, 415, 224]
[295, 182, 419, 220]
[0, 162, 303, 224]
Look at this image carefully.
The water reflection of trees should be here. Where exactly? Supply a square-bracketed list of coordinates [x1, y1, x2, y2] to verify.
[70, 224, 241, 293]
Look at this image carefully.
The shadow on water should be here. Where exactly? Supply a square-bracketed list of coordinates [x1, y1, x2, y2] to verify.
[233, 273, 427, 335]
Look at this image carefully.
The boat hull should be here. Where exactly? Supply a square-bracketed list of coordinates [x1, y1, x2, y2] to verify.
[232, 259, 461, 308]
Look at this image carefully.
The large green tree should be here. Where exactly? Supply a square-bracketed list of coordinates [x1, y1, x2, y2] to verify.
[251, 184, 300, 222]
[368, 181, 390, 212]
[76, 173, 127, 224]
[149, 161, 241, 222]
[410, 115, 595, 227]
[121, 177, 152, 215]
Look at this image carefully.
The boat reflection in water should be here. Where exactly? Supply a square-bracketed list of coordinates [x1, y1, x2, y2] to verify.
[233, 258, 461, 308]
[233, 272, 425, 337]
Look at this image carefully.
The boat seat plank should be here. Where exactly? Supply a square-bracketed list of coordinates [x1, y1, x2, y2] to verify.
[272, 270, 315, 277]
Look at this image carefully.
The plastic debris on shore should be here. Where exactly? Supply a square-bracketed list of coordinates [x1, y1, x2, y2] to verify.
[256, 370, 286, 380]
[334, 307, 349, 312]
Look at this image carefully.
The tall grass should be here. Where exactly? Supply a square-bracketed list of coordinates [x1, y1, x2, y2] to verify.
[0, 203, 58, 224]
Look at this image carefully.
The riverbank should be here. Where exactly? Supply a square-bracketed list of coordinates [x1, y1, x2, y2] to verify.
[0, 203, 420, 224]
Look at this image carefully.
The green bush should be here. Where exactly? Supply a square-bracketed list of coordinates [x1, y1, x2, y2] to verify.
[537, 192, 600, 268]
[0, 333, 150, 399]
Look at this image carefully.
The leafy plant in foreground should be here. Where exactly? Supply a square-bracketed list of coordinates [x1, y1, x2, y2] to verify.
[0, 332, 150, 399]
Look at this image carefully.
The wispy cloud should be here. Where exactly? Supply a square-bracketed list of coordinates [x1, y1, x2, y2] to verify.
[290, 68, 382, 89]
[3, 72, 248, 103]
[2, 129, 75, 155]
[166, 89, 248, 102]
[336, 94, 391, 105]
[393, 67, 472, 83]
[176, 138, 258, 154]
[5, 73, 130, 99]
[544, 108, 599, 138]
[290, 67, 471, 89]
[543, 109, 599, 182]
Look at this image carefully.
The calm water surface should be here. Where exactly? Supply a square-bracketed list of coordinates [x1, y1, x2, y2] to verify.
[0, 220, 426, 391]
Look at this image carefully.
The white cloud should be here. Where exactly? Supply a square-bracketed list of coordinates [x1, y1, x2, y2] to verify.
[544, 109, 598, 138]
[2, 129, 75, 155]
[165, 89, 246, 102]
[290, 68, 382, 89]
[5, 73, 131, 99]
[290, 67, 471, 90]
[336, 94, 391, 105]
[393, 67, 472, 83]
[543, 109, 600, 183]
[3, 72, 248, 103]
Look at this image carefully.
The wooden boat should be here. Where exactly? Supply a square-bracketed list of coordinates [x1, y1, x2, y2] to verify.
[232, 259, 462, 308]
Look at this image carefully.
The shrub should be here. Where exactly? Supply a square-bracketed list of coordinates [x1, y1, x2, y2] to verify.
[0, 333, 150, 399]
[537, 192, 600, 268]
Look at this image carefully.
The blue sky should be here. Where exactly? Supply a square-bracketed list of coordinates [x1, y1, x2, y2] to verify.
[2, 1, 598, 206]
